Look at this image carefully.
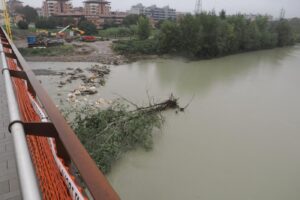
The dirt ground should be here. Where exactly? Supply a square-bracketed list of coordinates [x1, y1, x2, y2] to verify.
[15, 39, 129, 65]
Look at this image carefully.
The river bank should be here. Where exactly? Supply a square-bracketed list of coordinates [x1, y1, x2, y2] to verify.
[16, 39, 130, 65]
[16, 36, 297, 67]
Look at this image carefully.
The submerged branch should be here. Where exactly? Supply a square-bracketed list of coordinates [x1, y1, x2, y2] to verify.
[68, 94, 182, 174]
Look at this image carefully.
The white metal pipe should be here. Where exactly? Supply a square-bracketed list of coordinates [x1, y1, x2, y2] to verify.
[0, 42, 42, 200]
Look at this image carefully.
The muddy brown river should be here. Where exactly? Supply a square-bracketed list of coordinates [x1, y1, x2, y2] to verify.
[29, 44, 300, 200]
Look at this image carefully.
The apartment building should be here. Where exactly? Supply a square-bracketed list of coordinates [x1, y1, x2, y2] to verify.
[84, 0, 110, 16]
[128, 4, 176, 21]
[144, 5, 176, 21]
[42, 0, 73, 17]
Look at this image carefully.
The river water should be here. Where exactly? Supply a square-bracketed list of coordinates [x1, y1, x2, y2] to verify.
[29, 45, 300, 200]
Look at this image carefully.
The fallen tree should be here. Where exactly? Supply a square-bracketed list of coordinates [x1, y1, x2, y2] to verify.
[67, 94, 181, 174]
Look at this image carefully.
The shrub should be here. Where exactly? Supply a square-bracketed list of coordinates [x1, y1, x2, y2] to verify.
[17, 20, 28, 29]
[78, 20, 97, 35]
[137, 16, 151, 40]
[113, 39, 159, 55]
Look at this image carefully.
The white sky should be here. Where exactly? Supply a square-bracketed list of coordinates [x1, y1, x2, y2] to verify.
[19, 0, 300, 18]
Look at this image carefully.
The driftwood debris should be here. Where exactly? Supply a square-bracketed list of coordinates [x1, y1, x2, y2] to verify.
[116, 93, 183, 114]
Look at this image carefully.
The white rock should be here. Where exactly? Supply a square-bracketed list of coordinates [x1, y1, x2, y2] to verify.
[74, 90, 81, 96]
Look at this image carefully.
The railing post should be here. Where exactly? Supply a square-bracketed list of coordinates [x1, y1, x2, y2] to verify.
[0, 41, 42, 200]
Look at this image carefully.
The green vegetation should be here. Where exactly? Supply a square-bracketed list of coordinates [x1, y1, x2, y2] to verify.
[288, 18, 300, 42]
[122, 14, 141, 27]
[114, 12, 296, 58]
[35, 17, 75, 29]
[70, 102, 163, 173]
[113, 39, 159, 54]
[98, 14, 148, 39]
[98, 26, 137, 38]
[103, 19, 118, 29]
[137, 16, 151, 40]
[19, 45, 74, 57]
[66, 95, 180, 174]
[16, 6, 38, 23]
[17, 20, 28, 29]
[35, 17, 59, 29]
[78, 20, 97, 35]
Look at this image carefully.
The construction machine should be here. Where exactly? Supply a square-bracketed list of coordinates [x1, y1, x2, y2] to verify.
[57, 25, 85, 38]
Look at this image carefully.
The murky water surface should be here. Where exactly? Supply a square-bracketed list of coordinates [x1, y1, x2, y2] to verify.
[29, 45, 300, 200]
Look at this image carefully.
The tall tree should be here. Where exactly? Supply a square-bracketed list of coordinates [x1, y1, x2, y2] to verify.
[219, 10, 226, 19]
[16, 6, 38, 23]
[137, 16, 151, 40]
[123, 14, 140, 27]
[275, 19, 294, 46]
[159, 20, 180, 53]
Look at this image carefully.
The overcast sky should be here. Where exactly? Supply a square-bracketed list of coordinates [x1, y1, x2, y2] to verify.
[22, 0, 300, 18]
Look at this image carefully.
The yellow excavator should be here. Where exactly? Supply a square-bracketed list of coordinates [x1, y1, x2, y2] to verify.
[57, 25, 85, 37]
[1, 0, 13, 40]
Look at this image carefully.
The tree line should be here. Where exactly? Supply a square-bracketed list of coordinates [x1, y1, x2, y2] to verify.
[114, 11, 296, 58]
[14, 6, 97, 35]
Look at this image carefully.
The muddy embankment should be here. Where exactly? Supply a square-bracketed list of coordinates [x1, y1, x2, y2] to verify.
[16, 39, 129, 65]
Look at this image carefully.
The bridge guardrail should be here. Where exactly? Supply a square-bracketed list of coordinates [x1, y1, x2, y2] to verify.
[0, 27, 120, 200]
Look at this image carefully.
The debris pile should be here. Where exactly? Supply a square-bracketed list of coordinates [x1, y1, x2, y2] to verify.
[56, 64, 111, 102]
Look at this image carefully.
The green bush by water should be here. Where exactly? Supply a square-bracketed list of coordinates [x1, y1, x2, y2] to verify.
[69, 102, 163, 174]
[113, 12, 296, 58]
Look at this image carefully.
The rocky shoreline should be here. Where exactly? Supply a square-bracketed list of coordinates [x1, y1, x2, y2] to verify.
[24, 54, 129, 65]
[18, 40, 163, 65]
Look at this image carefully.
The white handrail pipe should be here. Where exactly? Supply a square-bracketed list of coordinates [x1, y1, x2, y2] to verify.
[0, 41, 41, 200]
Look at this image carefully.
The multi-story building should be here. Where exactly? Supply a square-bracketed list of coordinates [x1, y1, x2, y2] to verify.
[128, 3, 144, 15]
[144, 5, 176, 21]
[128, 4, 176, 21]
[73, 7, 84, 14]
[39, 0, 127, 29]
[42, 0, 73, 17]
[84, 0, 110, 16]
[107, 11, 127, 25]
[83, 0, 111, 28]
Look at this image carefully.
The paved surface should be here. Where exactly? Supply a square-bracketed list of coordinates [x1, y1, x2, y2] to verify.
[0, 73, 21, 199]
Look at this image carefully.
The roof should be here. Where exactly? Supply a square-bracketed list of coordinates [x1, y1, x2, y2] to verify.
[84, 0, 110, 4]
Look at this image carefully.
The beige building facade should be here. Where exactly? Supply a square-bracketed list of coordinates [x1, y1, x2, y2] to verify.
[42, 0, 73, 17]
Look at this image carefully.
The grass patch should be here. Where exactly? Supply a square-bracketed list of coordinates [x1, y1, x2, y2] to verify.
[113, 39, 159, 55]
[98, 26, 137, 38]
[19, 45, 74, 57]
